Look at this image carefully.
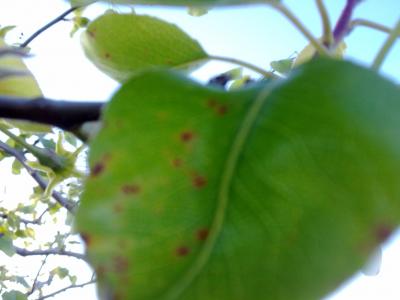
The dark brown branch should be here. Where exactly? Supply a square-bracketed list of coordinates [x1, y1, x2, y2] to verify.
[14, 246, 86, 260]
[20, 6, 81, 48]
[0, 96, 104, 131]
[0, 140, 76, 213]
[37, 278, 96, 300]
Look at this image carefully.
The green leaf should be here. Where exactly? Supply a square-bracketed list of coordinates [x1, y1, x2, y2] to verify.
[0, 37, 51, 133]
[0, 236, 15, 257]
[77, 59, 400, 300]
[270, 58, 294, 74]
[2, 291, 27, 300]
[51, 267, 70, 279]
[81, 13, 208, 82]
[11, 159, 23, 175]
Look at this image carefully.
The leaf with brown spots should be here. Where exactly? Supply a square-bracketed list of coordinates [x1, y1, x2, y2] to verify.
[81, 12, 208, 82]
[77, 59, 400, 300]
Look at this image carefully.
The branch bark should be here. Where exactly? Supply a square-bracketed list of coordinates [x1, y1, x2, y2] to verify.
[0, 96, 104, 131]
[14, 246, 86, 260]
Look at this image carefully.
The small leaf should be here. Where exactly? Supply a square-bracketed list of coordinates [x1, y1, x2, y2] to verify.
[270, 58, 294, 74]
[81, 12, 208, 82]
[187, 7, 209, 16]
[0, 236, 15, 257]
[11, 159, 23, 175]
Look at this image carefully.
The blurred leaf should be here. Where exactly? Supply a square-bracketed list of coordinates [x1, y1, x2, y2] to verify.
[0, 236, 15, 257]
[2, 290, 27, 300]
[81, 12, 208, 82]
[11, 159, 23, 175]
[187, 7, 209, 16]
[293, 40, 346, 67]
[78, 59, 400, 299]
[15, 276, 30, 288]
[270, 57, 294, 74]
[72, 0, 279, 5]
[51, 267, 69, 279]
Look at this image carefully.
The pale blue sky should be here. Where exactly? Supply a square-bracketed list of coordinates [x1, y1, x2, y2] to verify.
[0, 0, 399, 299]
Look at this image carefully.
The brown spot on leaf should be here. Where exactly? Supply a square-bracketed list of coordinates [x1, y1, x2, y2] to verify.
[180, 131, 194, 142]
[176, 246, 190, 257]
[90, 153, 111, 177]
[91, 162, 104, 177]
[172, 158, 182, 168]
[121, 184, 141, 195]
[375, 224, 393, 242]
[113, 255, 129, 273]
[96, 265, 106, 278]
[88, 30, 96, 38]
[207, 99, 217, 108]
[80, 233, 91, 246]
[196, 228, 209, 241]
[192, 175, 207, 189]
[217, 105, 229, 116]
[105, 52, 111, 59]
[113, 202, 124, 213]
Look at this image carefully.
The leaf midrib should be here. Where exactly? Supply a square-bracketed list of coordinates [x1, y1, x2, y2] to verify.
[163, 83, 274, 300]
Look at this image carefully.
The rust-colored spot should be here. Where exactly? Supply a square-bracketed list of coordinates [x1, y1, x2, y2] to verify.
[121, 184, 141, 195]
[207, 99, 217, 108]
[196, 228, 209, 241]
[113, 255, 129, 272]
[180, 131, 194, 142]
[96, 265, 106, 278]
[217, 105, 229, 116]
[376, 224, 393, 242]
[172, 158, 182, 168]
[80, 233, 91, 245]
[91, 162, 104, 177]
[192, 175, 207, 189]
[113, 202, 124, 213]
[88, 30, 96, 38]
[105, 52, 111, 59]
[176, 246, 190, 257]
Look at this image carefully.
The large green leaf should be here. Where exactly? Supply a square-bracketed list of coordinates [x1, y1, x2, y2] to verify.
[2, 290, 28, 300]
[81, 13, 208, 82]
[77, 59, 400, 300]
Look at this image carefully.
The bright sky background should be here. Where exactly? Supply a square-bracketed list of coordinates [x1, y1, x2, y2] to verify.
[0, 0, 399, 299]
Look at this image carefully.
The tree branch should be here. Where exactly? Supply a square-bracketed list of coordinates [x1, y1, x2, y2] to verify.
[0, 96, 104, 131]
[36, 278, 96, 300]
[332, 0, 363, 46]
[14, 246, 86, 260]
[20, 6, 81, 48]
[0, 140, 76, 213]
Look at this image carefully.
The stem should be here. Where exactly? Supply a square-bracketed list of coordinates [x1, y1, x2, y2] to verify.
[14, 246, 86, 260]
[0, 141, 76, 213]
[269, 2, 329, 56]
[20, 6, 81, 48]
[332, 0, 362, 45]
[28, 256, 49, 296]
[208, 55, 278, 79]
[372, 18, 400, 71]
[350, 19, 397, 36]
[36, 279, 96, 300]
[315, 0, 333, 46]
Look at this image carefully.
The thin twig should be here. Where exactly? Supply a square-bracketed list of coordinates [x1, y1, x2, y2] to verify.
[349, 19, 397, 36]
[14, 246, 86, 261]
[269, 2, 329, 56]
[315, 0, 333, 46]
[28, 255, 49, 296]
[208, 55, 279, 79]
[36, 279, 96, 300]
[20, 6, 81, 48]
[0, 140, 76, 213]
[372, 18, 400, 71]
